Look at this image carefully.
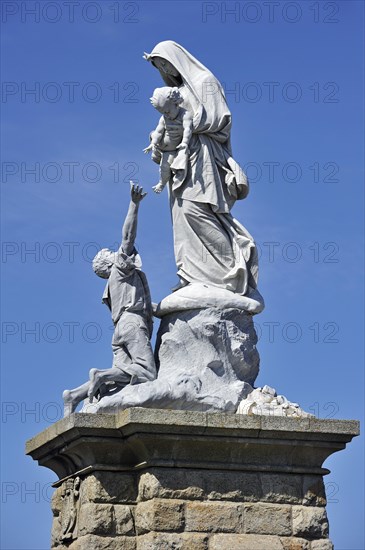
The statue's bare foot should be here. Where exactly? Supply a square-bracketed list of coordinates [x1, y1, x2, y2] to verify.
[63, 390, 78, 417]
[171, 278, 189, 293]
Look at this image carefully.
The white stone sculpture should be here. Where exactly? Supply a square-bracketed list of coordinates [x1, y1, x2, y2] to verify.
[143, 41, 258, 295]
[63, 184, 156, 416]
[63, 41, 310, 418]
[87, 41, 262, 414]
[143, 86, 193, 195]
[84, 306, 257, 414]
[236, 385, 313, 418]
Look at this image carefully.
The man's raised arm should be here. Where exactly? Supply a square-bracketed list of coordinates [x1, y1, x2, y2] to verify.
[121, 182, 147, 256]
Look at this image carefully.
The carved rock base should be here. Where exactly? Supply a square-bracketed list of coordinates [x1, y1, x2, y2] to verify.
[92, 307, 259, 413]
[26, 409, 359, 549]
[156, 307, 260, 387]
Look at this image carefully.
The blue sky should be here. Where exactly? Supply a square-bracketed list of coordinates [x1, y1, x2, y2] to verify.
[1, 1, 364, 548]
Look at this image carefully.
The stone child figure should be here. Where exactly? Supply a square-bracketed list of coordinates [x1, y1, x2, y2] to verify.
[63, 183, 157, 416]
[143, 86, 193, 193]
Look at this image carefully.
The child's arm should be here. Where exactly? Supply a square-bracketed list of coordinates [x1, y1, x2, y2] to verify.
[143, 116, 165, 153]
[120, 182, 146, 256]
[177, 110, 193, 150]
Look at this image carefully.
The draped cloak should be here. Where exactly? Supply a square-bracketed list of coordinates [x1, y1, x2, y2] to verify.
[145, 41, 259, 295]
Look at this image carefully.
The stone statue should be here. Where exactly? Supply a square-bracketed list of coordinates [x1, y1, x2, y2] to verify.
[27, 38, 355, 550]
[63, 184, 156, 416]
[79, 41, 264, 415]
[143, 41, 258, 296]
[62, 42, 308, 418]
[143, 86, 193, 196]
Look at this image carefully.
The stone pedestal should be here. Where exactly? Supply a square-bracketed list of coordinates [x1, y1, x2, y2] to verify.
[26, 409, 359, 549]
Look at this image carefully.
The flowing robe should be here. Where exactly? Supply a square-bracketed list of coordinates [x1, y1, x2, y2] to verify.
[146, 41, 259, 295]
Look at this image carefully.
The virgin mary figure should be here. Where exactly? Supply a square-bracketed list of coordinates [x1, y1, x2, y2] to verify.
[144, 41, 259, 297]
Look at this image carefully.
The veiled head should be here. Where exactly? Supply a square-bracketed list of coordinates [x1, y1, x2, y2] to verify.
[151, 56, 179, 77]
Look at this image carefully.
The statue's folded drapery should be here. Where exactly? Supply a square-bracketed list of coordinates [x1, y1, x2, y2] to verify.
[146, 41, 259, 295]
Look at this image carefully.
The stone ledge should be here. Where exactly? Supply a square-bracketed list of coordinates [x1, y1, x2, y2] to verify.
[26, 408, 359, 481]
[26, 408, 360, 453]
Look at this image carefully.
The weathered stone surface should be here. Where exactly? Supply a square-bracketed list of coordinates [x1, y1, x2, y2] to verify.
[292, 506, 329, 538]
[260, 473, 303, 504]
[114, 504, 135, 535]
[96, 308, 257, 414]
[185, 501, 242, 533]
[77, 503, 113, 536]
[138, 469, 261, 503]
[69, 535, 136, 550]
[310, 540, 334, 550]
[156, 307, 260, 388]
[136, 532, 208, 549]
[237, 385, 312, 418]
[135, 499, 184, 533]
[51, 516, 62, 547]
[51, 486, 63, 515]
[244, 503, 292, 536]
[26, 409, 359, 481]
[27, 409, 358, 548]
[280, 537, 311, 550]
[205, 471, 261, 502]
[209, 534, 285, 549]
[302, 476, 326, 507]
[138, 470, 205, 501]
[79, 472, 137, 504]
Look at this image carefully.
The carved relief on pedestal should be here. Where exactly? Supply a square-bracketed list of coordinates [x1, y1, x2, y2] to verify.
[60, 476, 80, 543]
